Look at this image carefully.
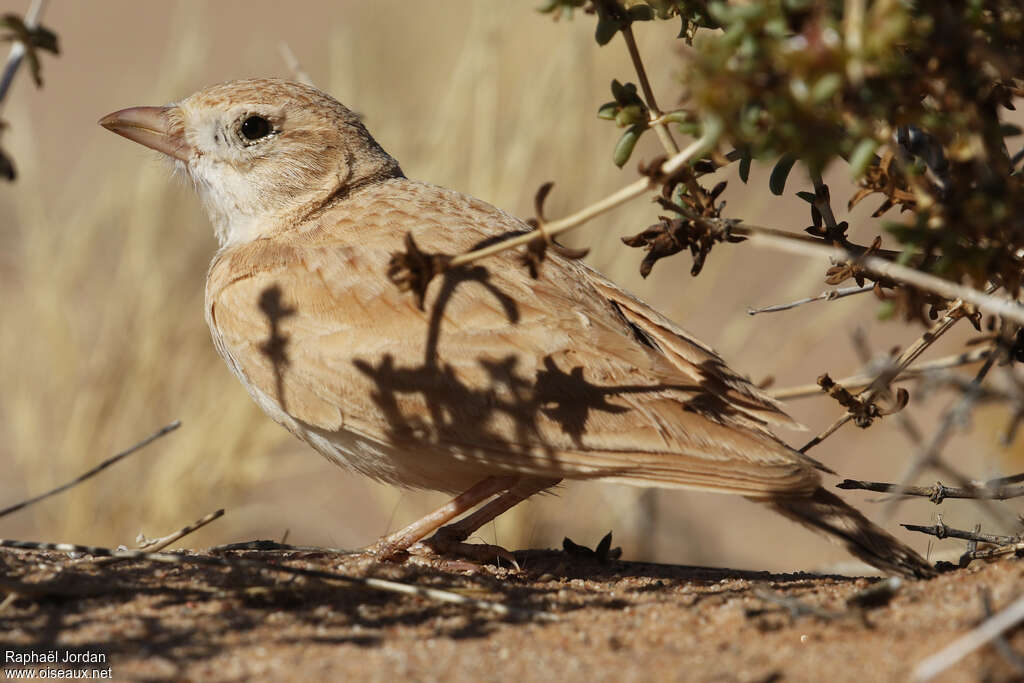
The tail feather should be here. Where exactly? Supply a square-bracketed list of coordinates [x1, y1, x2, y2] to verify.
[759, 487, 937, 579]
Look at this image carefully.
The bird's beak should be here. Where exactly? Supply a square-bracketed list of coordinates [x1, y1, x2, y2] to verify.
[98, 106, 191, 162]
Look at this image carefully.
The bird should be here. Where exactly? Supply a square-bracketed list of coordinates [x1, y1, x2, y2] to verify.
[99, 78, 935, 578]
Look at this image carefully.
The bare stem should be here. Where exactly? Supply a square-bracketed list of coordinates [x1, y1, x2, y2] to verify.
[770, 347, 992, 400]
[747, 284, 872, 316]
[745, 232, 1024, 325]
[620, 24, 680, 155]
[448, 129, 719, 269]
[810, 172, 842, 244]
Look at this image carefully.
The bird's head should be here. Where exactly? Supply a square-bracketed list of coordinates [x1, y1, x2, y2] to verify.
[99, 78, 403, 247]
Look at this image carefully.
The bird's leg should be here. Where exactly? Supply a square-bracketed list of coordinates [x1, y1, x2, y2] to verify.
[370, 476, 518, 559]
[419, 477, 561, 566]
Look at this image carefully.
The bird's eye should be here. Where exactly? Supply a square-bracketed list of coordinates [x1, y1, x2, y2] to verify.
[239, 115, 273, 141]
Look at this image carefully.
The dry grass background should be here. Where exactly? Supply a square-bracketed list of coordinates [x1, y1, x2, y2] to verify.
[0, 0, 1019, 573]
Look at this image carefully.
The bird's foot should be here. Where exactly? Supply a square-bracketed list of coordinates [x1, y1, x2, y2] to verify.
[368, 528, 519, 570]
[412, 533, 520, 570]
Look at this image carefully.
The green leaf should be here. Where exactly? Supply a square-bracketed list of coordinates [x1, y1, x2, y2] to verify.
[595, 16, 620, 45]
[849, 138, 879, 179]
[1001, 123, 1023, 138]
[615, 103, 644, 127]
[627, 5, 654, 21]
[597, 101, 618, 120]
[810, 73, 842, 104]
[769, 155, 797, 196]
[661, 111, 690, 125]
[613, 124, 644, 167]
[611, 79, 626, 101]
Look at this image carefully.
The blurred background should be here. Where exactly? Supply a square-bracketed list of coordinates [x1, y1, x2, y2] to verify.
[0, 0, 1020, 573]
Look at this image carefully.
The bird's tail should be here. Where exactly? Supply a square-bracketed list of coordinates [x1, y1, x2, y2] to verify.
[757, 487, 937, 579]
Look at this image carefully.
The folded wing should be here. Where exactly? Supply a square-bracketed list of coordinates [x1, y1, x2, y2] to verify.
[206, 179, 822, 496]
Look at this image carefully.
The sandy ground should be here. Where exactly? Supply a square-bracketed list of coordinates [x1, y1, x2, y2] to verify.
[1, 544, 1021, 682]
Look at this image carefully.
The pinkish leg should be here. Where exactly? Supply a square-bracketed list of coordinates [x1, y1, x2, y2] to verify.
[431, 477, 561, 544]
[419, 477, 561, 566]
[370, 476, 518, 558]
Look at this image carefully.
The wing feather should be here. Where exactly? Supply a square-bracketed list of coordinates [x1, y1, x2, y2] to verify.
[206, 179, 821, 495]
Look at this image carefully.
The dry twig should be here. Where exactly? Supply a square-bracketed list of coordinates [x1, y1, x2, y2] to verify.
[744, 232, 1023, 325]
[72, 509, 226, 567]
[747, 285, 873, 316]
[0, 420, 181, 519]
[840, 478, 1024, 503]
[798, 299, 975, 453]
[770, 347, 991, 400]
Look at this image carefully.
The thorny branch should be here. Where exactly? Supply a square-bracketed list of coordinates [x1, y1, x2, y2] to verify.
[839, 477, 1024, 503]
[903, 519, 1020, 545]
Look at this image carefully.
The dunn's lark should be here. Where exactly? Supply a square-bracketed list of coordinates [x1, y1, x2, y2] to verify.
[100, 79, 935, 578]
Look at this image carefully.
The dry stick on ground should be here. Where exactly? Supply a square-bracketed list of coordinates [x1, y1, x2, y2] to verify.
[981, 589, 1024, 676]
[913, 593, 1024, 681]
[746, 587, 845, 622]
[0, 538, 554, 621]
[137, 508, 225, 550]
[71, 509, 226, 567]
[0, 420, 181, 519]
[748, 284, 873, 316]
[748, 579, 904, 625]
